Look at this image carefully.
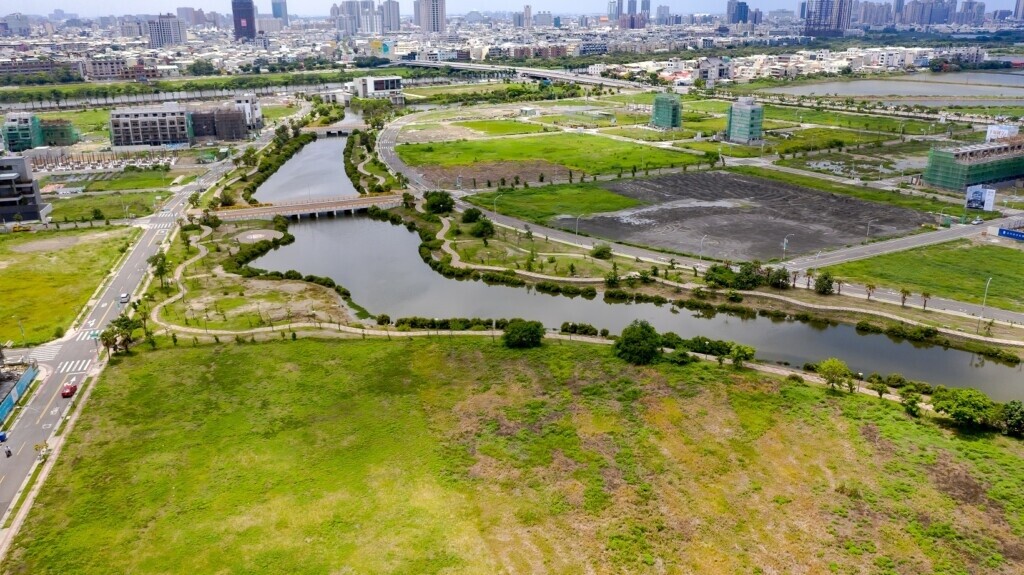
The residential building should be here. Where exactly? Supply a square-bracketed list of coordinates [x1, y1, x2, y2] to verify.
[0, 57, 83, 80]
[923, 139, 1024, 191]
[232, 0, 257, 40]
[423, 0, 446, 33]
[84, 56, 127, 80]
[726, 97, 763, 144]
[1017, 0, 1024, 20]
[534, 11, 554, 27]
[271, 0, 289, 26]
[0, 155, 49, 223]
[257, 17, 284, 33]
[381, 0, 400, 32]
[651, 93, 681, 129]
[233, 94, 263, 130]
[523, 5, 532, 29]
[804, 0, 853, 36]
[176, 7, 196, 26]
[2, 13, 31, 36]
[1, 114, 42, 153]
[148, 14, 188, 48]
[109, 103, 193, 148]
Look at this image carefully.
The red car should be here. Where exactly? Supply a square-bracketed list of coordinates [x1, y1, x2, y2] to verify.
[60, 383, 78, 398]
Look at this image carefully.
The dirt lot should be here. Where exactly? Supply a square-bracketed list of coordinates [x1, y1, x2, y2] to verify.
[420, 160, 570, 189]
[556, 172, 931, 261]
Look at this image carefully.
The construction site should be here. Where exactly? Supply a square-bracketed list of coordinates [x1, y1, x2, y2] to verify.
[923, 137, 1024, 190]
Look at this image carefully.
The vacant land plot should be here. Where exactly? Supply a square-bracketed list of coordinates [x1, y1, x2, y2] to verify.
[0, 226, 137, 345]
[684, 99, 733, 114]
[37, 108, 110, 136]
[600, 126, 695, 141]
[84, 169, 177, 192]
[48, 191, 167, 221]
[9, 338, 1024, 574]
[470, 183, 644, 224]
[771, 127, 891, 154]
[828, 239, 1024, 312]
[262, 105, 296, 122]
[397, 133, 699, 186]
[561, 171, 930, 261]
[676, 140, 765, 157]
[453, 119, 551, 135]
[764, 105, 955, 134]
[534, 111, 651, 128]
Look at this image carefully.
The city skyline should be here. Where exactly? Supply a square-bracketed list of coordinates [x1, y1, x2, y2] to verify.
[18, 0, 1023, 18]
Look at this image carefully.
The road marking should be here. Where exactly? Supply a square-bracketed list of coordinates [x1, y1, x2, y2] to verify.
[37, 374, 73, 426]
[75, 330, 100, 341]
[16, 443, 25, 456]
[0, 476, 6, 488]
[26, 345, 62, 362]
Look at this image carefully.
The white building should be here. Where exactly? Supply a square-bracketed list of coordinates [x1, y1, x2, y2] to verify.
[233, 94, 263, 130]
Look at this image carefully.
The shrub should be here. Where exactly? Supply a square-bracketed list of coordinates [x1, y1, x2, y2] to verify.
[932, 387, 995, 428]
[376, 314, 391, 326]
[461, 208, 482, 223]
[613, 320, 662, 365]
[424, 191, 454, 214]
[503, 320, 545, 349]
[815, 270, 835, 295]
[591, 244, 613, 259]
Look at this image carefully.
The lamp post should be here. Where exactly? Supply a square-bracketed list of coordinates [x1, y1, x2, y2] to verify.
[976, 277, 993, 334]
[14, 317, 25, 348]
[699, 234, 708, 261]
[574, 213, 589, 241]
[782, 233, 794, 261]
[492, 192, 505, 215]
[865, 218, 876, 241]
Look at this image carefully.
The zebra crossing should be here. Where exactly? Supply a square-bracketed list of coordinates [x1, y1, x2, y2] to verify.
[73, 329, 100, 341]
[56, 359, 91, 374]
[26, 344, 62, 362]
[149, 221, 174, 230]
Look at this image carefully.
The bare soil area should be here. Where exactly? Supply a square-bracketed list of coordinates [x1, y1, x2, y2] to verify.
[557, 171, 931, 261]
[9, 229, 123, 253]
[420, 161, 571, 189]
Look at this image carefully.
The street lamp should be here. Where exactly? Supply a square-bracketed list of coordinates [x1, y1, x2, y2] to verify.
[575, 213, 589, 241]
[492, 192, 505, 215]
[14, 317, 25, 348]
[976, 277, 993, 334]
[781, 233, 794, 261]
[699, 233, 708, 261]
[865, 218, 877, 241]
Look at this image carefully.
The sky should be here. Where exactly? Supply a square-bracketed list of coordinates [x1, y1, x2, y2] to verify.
[23, 0, 1021, 19]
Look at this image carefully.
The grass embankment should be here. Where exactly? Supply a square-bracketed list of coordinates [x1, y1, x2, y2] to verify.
[452, 119, 551, 135]
[48, 191, 166, 221]
[469, 183, 643, 224]
[0, 227, 138, 345]
[7, 338, 1024, 574]
[396, 133, 699, 174]
[83, 169, 178, 192]
[728, 165, 995, 217]
[770, 127, 890, 154]
[405, 82, 533, 97]
[827, 239, 1024, 312]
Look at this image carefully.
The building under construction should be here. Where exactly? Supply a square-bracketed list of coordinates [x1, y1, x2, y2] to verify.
[922, 137, 1024, 191]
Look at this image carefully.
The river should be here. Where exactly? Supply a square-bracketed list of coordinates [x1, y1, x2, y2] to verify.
[766, 71, 1024, 98]
[250, 150, 1024, 401]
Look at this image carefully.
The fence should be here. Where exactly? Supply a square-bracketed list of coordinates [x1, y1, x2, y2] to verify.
[0, 366, 38, 426]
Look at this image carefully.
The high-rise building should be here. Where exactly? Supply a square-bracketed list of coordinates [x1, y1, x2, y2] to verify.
[176, 7, 196, 26]
[413, 0, 423, 27]
[804, 0, 852, 36]
[726, 97, 763, 144]
[232, 0, 257, 40]
[651, 94, 681, 129]
[799, 1, 808, 18]
[655, 5, 670, 23]
[1017, 0, 1024, 19]
[640, 0, 651, 18]
[893, 0, 905, 21]
[627, 0, 637, 14]
[271, 0, 289, 26]
[382, 0, 400, 31]
[524, 5, 532, 28]
[3, 13, 31, 36]
[423, 0, 446, 32]
[608, 0, 618, 20]
[727, 0, 749, 23]
[1, 114, 42, 152]
[148, 14, 188, 48]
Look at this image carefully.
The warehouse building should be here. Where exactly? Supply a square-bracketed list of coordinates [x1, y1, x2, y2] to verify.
[923, 138, 1024, 191]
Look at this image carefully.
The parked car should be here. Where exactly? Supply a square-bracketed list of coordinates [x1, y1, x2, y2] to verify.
[61, 383, 78, 398]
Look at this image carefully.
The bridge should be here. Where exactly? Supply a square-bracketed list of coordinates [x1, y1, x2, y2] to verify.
[402, 61, 639, 89]
[304, 126, 352, 138]
[213, 195, 402, 221]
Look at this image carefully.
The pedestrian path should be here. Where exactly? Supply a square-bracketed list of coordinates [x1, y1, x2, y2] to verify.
[56, 359, 91, 374]
[25, 345, 62, 362]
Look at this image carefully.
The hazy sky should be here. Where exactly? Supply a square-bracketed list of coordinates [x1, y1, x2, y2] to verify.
[27, 0, 1020, 19]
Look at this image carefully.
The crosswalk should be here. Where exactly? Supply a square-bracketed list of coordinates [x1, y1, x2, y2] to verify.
[74, 330, 100, 341]
[26, 345, 62, 362]
[149, 221, 175, 229]
[56, 359, 92, 374]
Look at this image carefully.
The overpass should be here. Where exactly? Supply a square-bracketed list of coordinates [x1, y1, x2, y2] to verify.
[213, 195, 402, 221]
[402, 61, 639, 90]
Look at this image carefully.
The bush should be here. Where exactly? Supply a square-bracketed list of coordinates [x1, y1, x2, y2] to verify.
[502, 320, 545, 349]
[613, 320, 662, 365]
[815, 270, 835, 295]
[424, 191, 454, 214]
[665, 350, 696, 365]
[470, 218, 495, 239]
[591, 244, 613, 259]
[932, 387, 995, 428]
[376, 314, 391, 326]
[461, 208, 482, 223]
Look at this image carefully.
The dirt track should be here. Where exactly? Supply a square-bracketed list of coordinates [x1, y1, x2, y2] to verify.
[555, 172, 931, 261]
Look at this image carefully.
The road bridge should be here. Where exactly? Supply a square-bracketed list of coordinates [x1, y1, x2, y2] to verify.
[213, 195, 402, 221]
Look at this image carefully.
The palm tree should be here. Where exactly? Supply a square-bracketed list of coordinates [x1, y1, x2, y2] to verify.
[805, 268, 815, 289]
[99, 328, 117, 358]
[148, 253, 169, 289]
[921, 291, 931, 311]
[834, 278, 843, 295]
[865, 283, 876, 300]
[899, 288, 911, 307]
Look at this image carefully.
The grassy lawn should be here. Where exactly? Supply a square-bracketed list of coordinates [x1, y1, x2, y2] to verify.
[469, 182, 642, 224]
[684, 99, 733, 114]
[534, 111, 651, 128]
[397, 133, 700, 174]
[728, 165, 997, 217]
[944, 105, 1024, 119]
[453, 119, 551, 136]
[770, 127, 890, 154]
[405, 82, 532, 97]
[683, 116, 727, 134]
[676, 140, 765, 157]
[262, 105, 296, 122]
[36, 108, 110, 136]
[0, 226, 138, 345]
[8, 337, 1024, 574]
[827, 239, 1024, 312]
[48, 191, 167, 221]
[84, 170, 177, 192]
[764, 105, 953, 135]
[599, 127, 694, 141]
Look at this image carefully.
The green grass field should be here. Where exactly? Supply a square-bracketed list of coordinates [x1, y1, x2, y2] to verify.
[599, 127, 695, 141]
[676, 140, 765, 157]
[771, 127, 890, 154]
[827, 239, 1024, 312]
[262, 105, 296, 122]
[48, 191, 167, 221]
[945, 105, 1024, 118]
[396, 133, 700, 174]
[764, 106, 952, 135]
[534, 111, 651, 128]
[405, 82, 532, 97]
[684, 100, 733, 114]
[468, 183, 643, 224]
[453, 119, 550, 135]
[0, 227, 138, 345]
[84, 170, 177, 192]
[8, 337, 1024, 574]
[36, 108, 110, 136]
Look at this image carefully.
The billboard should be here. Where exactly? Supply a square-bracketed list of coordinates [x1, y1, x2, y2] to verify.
[965, 185, 996, 212]
[986, 124, 1019, 142]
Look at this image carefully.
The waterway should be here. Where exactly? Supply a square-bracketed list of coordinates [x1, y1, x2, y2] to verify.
[767, 72, 1024, 98]
[254, 138, 357, 203]
[254, 215, 1024, 401]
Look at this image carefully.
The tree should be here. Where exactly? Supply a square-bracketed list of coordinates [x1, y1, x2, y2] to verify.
[186, 59, 217, 76]
[502, 320, 545, 349]
[867, 380, 889, 398]
[188, 191, 201, 208]
[899, 288, 911, 307]
[817, 357, 851, 391]
[91, 208, 105, 221]
[613, 320, 662, 365]
[148, 253, 169, 289]
[424, 191, 454, 214]
[461, 207, 482, 224]
[99, 328, 117, 357]
[591, 244, 613, 259]
[1000, 400, 1024, 437]
[921, 291, 931, 310]
[109, 314, 143, 352]
[814, 270, 835, 295]
[729, 344, 756, 369]
[470, 218, 495, 239]
[932, 388, 995, 428]
[901, 389, 922, 417]
[865, 283, 876, 300]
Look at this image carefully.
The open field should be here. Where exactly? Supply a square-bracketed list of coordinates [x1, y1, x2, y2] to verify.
[676, 140, 765, 157]
[599, 126, 694, 141]
[944, 104, 1024, 118]
[770, 127, 891, 154]
[0, 226, 138, 345]
[397, 133, 700, 185]
[764, 105, 957, 134]
[36, 108, 110, 136]
[8, 337, 1024, 574]
[533, 110, 651, 128]
[453, 119, 551, 135]
[83, 169, 178, 192]
[728, 166, 1001, 220]
[683, 99, 733, 114]
[262, 105, 296, 122]
[559, 171, 931, 261]
[48, 191, 167, 221]
[827, 239, 1024, 312]
[469, 183, 644, 224]
[404, 82, 532, 97]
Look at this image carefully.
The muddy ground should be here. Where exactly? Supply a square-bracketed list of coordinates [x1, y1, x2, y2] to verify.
[553, 172, 932, 262]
